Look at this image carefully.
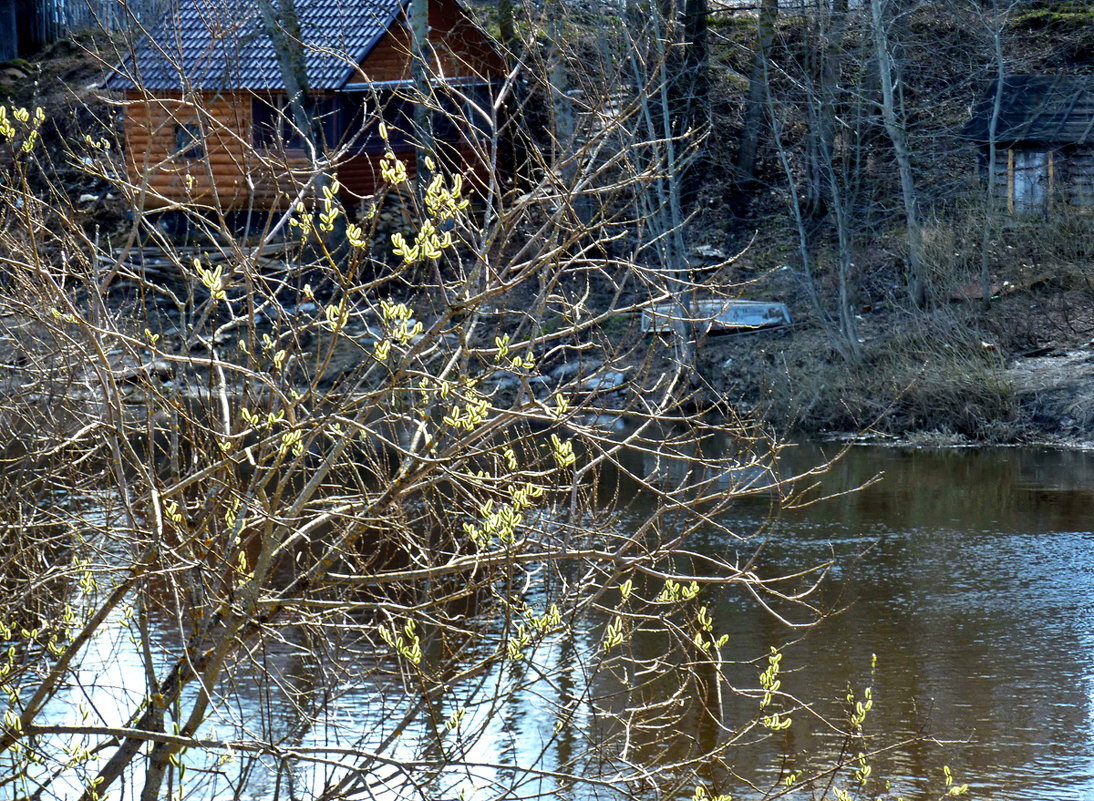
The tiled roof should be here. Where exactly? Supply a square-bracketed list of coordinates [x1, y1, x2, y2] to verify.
[963, 75, 1094, 145]
[107, 0, 406, 91]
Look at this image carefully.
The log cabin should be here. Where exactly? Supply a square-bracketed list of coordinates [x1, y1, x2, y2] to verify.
[964, 75, 1094, 215]
[105, 0, 505, 214]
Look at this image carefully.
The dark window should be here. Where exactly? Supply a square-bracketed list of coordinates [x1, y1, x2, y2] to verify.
[462, 83, 496, 138]
[252, 95, 306, 151]
[252, 95, 341, 152]
[337, 87, 497, 155]
[339, 92, 414, 154]
[175, 123, 204, 159]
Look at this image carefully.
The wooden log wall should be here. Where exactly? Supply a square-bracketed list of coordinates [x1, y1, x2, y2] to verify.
[353, 0, 506, 83]
[121, 0, 503, 213]
[1064, 146, 1094, 207]
[124, 90, 491, 212]
[122, 90, 315, 212]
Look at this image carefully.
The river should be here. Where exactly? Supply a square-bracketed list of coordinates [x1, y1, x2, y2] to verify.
[16, 443, 1094, 800]
[705, 443, 1094, 801]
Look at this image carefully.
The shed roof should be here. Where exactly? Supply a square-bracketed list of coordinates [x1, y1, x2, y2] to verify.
[106, 0, 406, 91]
[963, 75, 1094, 145]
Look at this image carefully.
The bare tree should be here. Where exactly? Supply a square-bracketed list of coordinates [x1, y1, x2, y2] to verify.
[0, 3, 972, 800]
[735, 0, 778, 190]
[760, 0, 867, 360]
[973, 0, 1013, 309]
[871, 0, 927, 308]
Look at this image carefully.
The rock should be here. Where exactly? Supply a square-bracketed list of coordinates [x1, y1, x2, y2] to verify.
[580, 370, 626, 393]
[489, 371, 549, 392]
[0, 67, 27, 86]
[491, 370, 521, 391]
[77, 193, 100, 205]
[548, 358, 604, 382]
[118, 360, 174, 383]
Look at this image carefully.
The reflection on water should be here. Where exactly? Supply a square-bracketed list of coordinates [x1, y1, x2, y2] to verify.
[22, 444, 1094, 800]
[717, 444, 1094, 801]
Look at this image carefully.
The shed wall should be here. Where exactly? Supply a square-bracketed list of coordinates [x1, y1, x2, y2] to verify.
[121, 0, 503, 211]
[1065, 147, 1094, 207]
[354, 0, 505, 83]
[123, 91, 325, 211]
[986, 145, 1094, 212]
[123, 91, 492, 210]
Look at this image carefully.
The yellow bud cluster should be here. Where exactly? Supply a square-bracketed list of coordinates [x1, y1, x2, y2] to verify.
[346, 223, 367, 248]
[83, 133, 110, 150]
[279, 428, 304, 457]
[443, 396, 489, 431]
[507, 624, 531, 661]
[603, 616, 624, 650]
[425, 171, 471, 222]
[380, 152, 408, 184]
[239, 407, 285, 431]
[760, 647, 783, 708]
[379, 619, 421, 665]
[0, 105, 44, 152]
[692, 785, 733, 801]
[379, 299, 422, 344]
[288, 201, 313, 239]
[324, 299, 348, 331]
[943, 765, 969, 796]
[392, 219, 454, 264]
[196, 260, 227, 302]
[529, 603, 562, 633]
[549, 433, 575, 469]
[462, 496, 523, 546]
[318, 178, 341, 234]
[655, 578, 700, 603]
[848, 685, 873, 731]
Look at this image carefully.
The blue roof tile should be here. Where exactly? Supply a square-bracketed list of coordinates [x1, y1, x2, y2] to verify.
[108, 0, 406, 91]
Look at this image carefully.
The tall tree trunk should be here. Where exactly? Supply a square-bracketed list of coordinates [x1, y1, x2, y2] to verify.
[625, 0, 697, 385]
[412, 0, 434, 191]
[980, 0, 1006, 310]
[681, 0, 709, 206]
[871, 0, 926, 308]
[544, 0, 590, 225]
[735, 0, 777, 188]
[258, 0, 320, 156]
[805, 0, 847, 220]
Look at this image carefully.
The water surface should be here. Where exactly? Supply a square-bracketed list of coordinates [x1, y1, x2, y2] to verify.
[19, 444, 1094, 801]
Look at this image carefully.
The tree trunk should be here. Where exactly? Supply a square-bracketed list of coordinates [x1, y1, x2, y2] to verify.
[498, 0, 517, 56]
[412, 0, 434, 191]
[681, 0, 709, 206]
[257, 0, 319, 155]
[980, 0, 1006, 310]
[871, 0, 926, 308]
[735, 0, 777, 188]
[625, 0, 698, 384]
[256, 0, 346, 268]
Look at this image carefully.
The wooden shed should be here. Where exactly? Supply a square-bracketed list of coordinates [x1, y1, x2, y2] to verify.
[106, 0, 505, 212]
[964, 75, 1094, 214]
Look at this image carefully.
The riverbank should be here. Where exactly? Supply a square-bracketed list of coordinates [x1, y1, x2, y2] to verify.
[694, 277, 1094, 448]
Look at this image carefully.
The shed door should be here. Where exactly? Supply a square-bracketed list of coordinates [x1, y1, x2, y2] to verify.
[1013, 149, 1049, 213]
